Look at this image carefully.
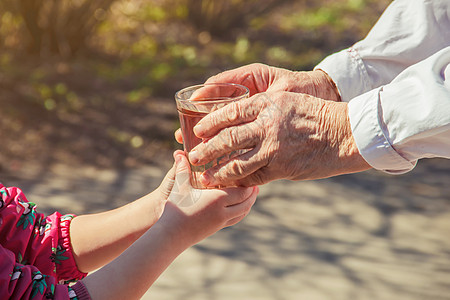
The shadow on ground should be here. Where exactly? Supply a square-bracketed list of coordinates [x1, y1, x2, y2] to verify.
[1, 158, 449, 300]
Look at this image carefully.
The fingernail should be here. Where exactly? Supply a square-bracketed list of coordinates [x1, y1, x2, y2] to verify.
[175, 155, 182, 164]
[193, 123, 204, 136]
[189, 150, 199, 164]
[200, 173, 212, 186]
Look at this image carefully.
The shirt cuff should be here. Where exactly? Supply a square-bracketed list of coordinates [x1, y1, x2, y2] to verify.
[315, 47, 372, 102]
[348, 87, 417, 174]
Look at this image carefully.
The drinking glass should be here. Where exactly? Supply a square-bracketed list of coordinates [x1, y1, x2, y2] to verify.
[175, 83, 250, 189]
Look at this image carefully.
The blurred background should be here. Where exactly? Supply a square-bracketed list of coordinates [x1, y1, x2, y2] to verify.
[1, 0, 450, 299]
[0, 0, 390, 172]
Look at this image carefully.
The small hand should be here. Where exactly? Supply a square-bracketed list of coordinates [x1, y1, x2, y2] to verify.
[160, 151, 259, 247]
[155, 162, 176, 200]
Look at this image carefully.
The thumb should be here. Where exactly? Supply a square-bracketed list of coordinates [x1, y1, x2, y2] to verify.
[156, 162, 176, 200]
[169, 151, 197, 207]
[174, 151, 191, 177]
[174, 128, 184, 144]
[156, 151, 190, 200]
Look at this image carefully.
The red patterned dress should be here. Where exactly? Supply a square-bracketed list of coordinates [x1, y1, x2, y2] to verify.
[0, 183, 91, 299]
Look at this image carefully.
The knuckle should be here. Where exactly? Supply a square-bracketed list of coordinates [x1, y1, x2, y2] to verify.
[204, 138, 222, 157]
[276, 77, 290, 91]
[207, 72, 223, 83]
[249, 62, 264, 70]
[224, 127, 240, 148]
[207, 112, 220, 128]
[194, 142, 207, 155]
[253, 92, 271, 108]
[228, 159, 246, 177]
[225, 102, 241, 123]
[210, 132, 228, 153]
[214, 168, 229, 183]
[214, 166, 235, 185]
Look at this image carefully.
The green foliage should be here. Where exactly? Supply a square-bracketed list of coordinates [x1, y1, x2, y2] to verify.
[280, 0, 385, 34]
[0, 0, 392, 169]
[0, 0, 118, 56]
[180, 0, 289, 37]
[32, 82, 75, 111]
[127, 88, 151, 103]
[138, 6, 167, 22]
[1, 0, 392, 109]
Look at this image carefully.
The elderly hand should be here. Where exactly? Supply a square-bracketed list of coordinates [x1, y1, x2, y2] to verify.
[187, 91, 370, 187]
[174, 63, 341, 143]
[206, 63, 341, 100]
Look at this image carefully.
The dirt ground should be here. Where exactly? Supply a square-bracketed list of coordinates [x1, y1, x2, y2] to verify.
[2, 156, 449, 300]
[1, 67, 449, 299]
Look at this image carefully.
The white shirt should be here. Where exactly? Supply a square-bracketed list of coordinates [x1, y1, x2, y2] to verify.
[315, 0, 450, 174]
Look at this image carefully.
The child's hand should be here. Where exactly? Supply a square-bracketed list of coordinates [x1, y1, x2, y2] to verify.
[155, 161, 176, 200]
[81, 151, 258, 300]
[157, 151, 259, 249]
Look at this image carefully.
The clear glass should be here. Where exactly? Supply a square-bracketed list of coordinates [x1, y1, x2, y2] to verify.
[175, 83, 250, 189]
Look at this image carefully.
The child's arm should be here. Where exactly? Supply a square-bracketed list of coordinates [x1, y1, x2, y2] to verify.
[0, 161, 179, 299]
[81, 152, 258, 300]
[0, 152, 257, 300]
[69, 163, 176, 273]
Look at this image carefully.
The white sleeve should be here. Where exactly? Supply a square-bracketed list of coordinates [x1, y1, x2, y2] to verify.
[315, 0, 450, 102]
[348, 47, 450, 174]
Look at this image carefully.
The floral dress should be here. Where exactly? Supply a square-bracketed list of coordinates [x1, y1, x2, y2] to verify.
[0, 183, 91, 299]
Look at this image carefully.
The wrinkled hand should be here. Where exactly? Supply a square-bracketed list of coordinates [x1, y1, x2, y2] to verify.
[206, 63, 341, 100]
[160, 151, 258, 247]
[187, 92, 370, 187]
[175, 63, 340, 143]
